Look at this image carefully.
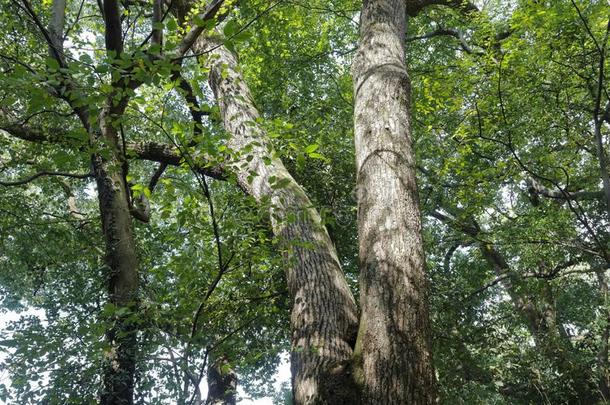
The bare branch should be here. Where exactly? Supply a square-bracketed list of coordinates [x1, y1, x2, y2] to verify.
[406, 0, 478, 17]
[128, 141, 225, 179]
[0, 124, 225, 179]
[468, 261, 606, 300]
[407, 27, 483, 55]
[526, 177, 604, 202]
[0, 170, 93, 187]
[64, 0, 86, 39]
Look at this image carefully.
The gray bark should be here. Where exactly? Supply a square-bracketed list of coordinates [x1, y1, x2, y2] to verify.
[44, 0, 140, 401]
[48, 0, 65, 54]
[97, 0, 140, 400]
[352, 1, 436, 403]
[195, 37, 359, 404]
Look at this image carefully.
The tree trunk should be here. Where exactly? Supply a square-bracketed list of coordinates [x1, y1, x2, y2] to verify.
[46, 0, 140, 400]
[352, 1, 437, 403]
[96, 107, 139, 405]
[594, 120, 610, 222]
[195, 37, 360, 404]
[597, 270, 610, 401]
[477, 243, 565, 344]
[207, 355, 237, 405]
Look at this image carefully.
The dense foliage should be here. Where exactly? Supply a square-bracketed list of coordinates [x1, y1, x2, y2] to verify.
[0, 0, 609, 403]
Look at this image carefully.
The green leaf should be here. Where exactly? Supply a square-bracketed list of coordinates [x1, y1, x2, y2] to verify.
[45, 57, 59, 71]
[304, 144, 319, 154]
[223, 20, 239, 37]
[166, 17, 178, 31]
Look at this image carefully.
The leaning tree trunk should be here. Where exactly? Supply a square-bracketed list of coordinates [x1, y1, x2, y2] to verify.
[195, 37, 360, 404]
[352, 0, 437, 403]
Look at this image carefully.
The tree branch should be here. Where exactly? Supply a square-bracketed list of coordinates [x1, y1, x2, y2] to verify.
[103, 0, 124, 55]
[128, 141, 225, 179]
[152, 0, 164, 47]
[148, 162, 167, 191]
[0, 124, 225, 179]
[407, 27, 483, 55]
[0, 170, 93, 186]
[526, 177, 604, 202]
[0, 123, 53, 142]
[173, 0, 227, 58]
[406, 0, 478, 17]
[171, 70, 209, 128]
[49, 0, 66, 54]
[18, 0, 66, 67]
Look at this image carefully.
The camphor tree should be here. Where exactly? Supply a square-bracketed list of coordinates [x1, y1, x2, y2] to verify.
[1, 0, 610, 404]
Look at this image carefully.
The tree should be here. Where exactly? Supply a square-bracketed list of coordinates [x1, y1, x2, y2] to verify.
[1, 0, 610, 404]
[192, 34, 359, 403]
[351, 0, 436, 402]
[408, 0, 610, 401]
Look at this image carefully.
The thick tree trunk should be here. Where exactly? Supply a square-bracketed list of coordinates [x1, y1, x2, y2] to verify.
[96, 107, 139, 405]
[195, 37, 359, 404]
[352, 1, 437, 403]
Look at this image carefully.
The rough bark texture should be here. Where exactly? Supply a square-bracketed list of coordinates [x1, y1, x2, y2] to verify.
[352, 1, 436, 403]
[207, 356, 237, 405]
[96, 107, 139, 405]
[195, 37, 359, 404]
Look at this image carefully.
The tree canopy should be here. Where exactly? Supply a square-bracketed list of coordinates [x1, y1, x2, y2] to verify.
[0, 0, 609, 403]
